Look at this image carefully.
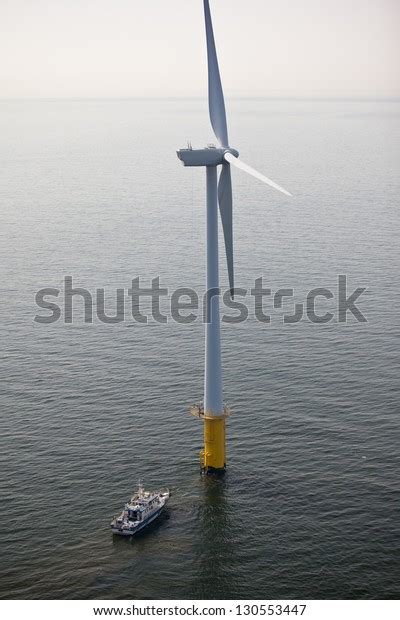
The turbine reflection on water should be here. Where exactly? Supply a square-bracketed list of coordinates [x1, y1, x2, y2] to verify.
[192, 477, 241, 599]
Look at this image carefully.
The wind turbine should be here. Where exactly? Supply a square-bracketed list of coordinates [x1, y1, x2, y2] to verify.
[177, 0, 291, 474]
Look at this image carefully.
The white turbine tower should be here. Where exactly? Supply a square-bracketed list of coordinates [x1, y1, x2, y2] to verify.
[177, 0, 292, 474]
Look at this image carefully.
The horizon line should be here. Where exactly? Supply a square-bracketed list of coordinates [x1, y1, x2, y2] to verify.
[1, 95, 400, 103]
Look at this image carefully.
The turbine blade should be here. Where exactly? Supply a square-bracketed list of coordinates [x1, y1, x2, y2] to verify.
[218, 162, 234, 296]
[204, 0, 229, 148]
[224, 152, 292, 197]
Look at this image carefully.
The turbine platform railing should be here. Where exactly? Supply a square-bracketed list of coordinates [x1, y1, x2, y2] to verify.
[189, 402, 230, 419]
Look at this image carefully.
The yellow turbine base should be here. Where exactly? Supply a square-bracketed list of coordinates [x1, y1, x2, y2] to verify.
[201, 415, 226, 473]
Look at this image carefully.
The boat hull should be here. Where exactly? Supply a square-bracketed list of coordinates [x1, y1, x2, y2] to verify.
[111, 505, 165, 536]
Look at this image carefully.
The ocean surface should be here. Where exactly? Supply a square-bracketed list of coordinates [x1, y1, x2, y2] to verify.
[0, 99, 399, 600]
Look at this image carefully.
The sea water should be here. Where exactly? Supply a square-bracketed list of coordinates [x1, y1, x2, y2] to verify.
[0, 98, 399, 599]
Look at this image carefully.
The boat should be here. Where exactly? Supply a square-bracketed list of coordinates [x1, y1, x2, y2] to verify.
[110, 482, 170, 536]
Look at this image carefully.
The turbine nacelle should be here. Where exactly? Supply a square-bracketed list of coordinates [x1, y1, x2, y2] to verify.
[177, 146, 239, 167]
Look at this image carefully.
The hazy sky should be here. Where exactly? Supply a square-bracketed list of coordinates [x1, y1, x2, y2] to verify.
[1, 0, 399, 99]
